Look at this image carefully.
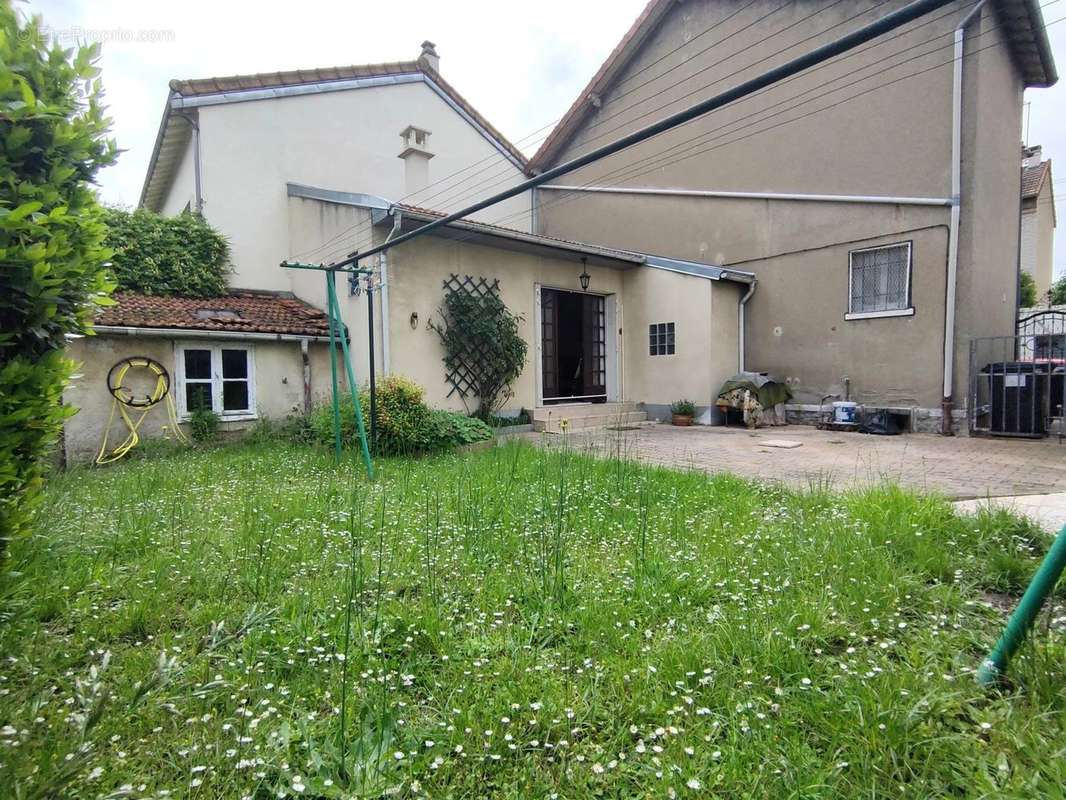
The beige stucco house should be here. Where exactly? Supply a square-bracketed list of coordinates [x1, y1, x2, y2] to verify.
[285, 184, 752, 426]
[1020, 145, 1057, 300]
[65, 44, 537, 461]
[528, 0, 1057, 433]
[68, 41, 752, 459]
[140, 42, 533, 291]
[64, 3, 1061, 459]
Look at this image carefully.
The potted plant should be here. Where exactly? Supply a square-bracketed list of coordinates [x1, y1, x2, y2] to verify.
[670, 399, 696, 426]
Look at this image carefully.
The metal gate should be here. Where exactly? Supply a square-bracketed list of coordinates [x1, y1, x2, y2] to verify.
[968, 310, 1066, 438]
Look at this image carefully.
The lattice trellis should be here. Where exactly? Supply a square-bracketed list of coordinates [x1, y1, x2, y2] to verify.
[435, 274, 501, 398]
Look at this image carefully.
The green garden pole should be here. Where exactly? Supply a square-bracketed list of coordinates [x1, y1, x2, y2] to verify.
[326, 273, 374, 480]
[977, 524, 1066, 687]
[325, 272, 344, 461]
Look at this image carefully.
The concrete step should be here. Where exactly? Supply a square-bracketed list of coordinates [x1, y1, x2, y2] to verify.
[533, 409, 648, 433]
[533, 401, 639, 421]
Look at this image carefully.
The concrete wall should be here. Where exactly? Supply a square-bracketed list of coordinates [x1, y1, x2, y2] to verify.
[63, 335, 336, 463]
[535, 0, 1025, 415]
[544, 0, 958, 197]
[620, 267, 741, 413]
[745, 224, 949, 406]
[164, 80, 529, 292]
[951, 5, 1024, 408]
[286, 198, 379, 388]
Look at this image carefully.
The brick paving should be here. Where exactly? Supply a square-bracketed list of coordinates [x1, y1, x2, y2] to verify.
[522, 423, 1066, 499]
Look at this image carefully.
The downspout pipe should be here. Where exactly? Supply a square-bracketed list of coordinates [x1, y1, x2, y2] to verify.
[738, 279, 757, 373]
[941, 0, 986, 435]
[378, 208, 403, 374]
[300, 338, 312, 415]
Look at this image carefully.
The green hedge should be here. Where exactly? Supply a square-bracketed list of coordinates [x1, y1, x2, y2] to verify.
[0, 7, 117, 558]
[102, 207, 230, 297]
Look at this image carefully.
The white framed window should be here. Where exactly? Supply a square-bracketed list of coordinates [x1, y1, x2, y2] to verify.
[846, 242, 914, 320]
[175, 343, 256, 420]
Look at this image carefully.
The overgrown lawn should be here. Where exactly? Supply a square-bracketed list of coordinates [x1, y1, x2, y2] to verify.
[0, 439, 1063, 798]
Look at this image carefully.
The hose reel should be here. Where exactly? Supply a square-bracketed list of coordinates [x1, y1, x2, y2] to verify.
[96, 356, 189, 464]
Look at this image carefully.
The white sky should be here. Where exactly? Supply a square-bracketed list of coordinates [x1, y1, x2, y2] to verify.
[25, 0, 1066, 278]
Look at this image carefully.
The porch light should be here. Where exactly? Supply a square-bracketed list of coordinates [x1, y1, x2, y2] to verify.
[579, 257, 591, 291]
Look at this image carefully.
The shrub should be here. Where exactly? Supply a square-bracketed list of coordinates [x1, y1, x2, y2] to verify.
[0, 8, 117, 558]
[1019, 271, 1038, 307]
[188, 406, 220, 443]
[671, 399, 697, 417]
[430, 284, 527, 422]
[424, 410, 493, 451]
[308, 376, 429, 456]
[305, 376, 492, 455]
[1050, 275, 1066, 306]
[361, 376, 432, 456]
[102, 207, 230, 297]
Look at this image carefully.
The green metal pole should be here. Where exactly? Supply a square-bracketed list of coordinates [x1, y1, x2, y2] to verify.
[325, 273, 343, 461]
[977, 524, 1066, 687]
[326, 273, 374, 481]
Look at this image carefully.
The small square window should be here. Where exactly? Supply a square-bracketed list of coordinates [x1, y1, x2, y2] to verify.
[649, 322, 675, 356]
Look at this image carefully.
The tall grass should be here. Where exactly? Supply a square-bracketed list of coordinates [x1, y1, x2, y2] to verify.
[0, 439, 1062, 798]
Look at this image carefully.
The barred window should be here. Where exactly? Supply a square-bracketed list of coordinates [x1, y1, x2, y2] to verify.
[649, 322, 675, 356]
[847, 243, 912, 317]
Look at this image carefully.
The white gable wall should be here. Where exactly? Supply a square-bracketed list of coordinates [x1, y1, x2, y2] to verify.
[159, 135, 197, 217]
[159, 79, 530, 292]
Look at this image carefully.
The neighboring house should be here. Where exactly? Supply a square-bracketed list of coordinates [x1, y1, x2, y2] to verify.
[528, 0, 1057, 432]
[1020, 145, 1056, 300]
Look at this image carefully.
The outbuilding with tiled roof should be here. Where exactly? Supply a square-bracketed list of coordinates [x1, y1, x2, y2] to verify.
[62, 291, 343, 464]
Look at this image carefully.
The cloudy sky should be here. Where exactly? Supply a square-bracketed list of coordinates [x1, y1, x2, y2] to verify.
[26, 0, 1066, 278]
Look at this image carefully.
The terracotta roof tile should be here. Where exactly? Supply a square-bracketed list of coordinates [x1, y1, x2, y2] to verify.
[1022, 160, 1050, 198]
[168, 59, 422, 98]
[96, 292, 331, 338]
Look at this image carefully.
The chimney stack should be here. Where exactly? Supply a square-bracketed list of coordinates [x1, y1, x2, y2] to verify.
[399, 125, 434, 195]
[420, 40, 439, 73]
[1022, 144, 1043, 167]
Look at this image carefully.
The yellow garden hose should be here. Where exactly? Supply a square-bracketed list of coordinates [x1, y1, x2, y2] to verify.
[95, 357, 189, 465]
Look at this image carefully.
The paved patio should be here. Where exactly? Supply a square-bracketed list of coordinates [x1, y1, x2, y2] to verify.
[954, 493, 1066, 534]
[525, 423, 1066, 501]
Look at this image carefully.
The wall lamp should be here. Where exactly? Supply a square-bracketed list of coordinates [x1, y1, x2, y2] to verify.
[579, 257, 591, 291]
